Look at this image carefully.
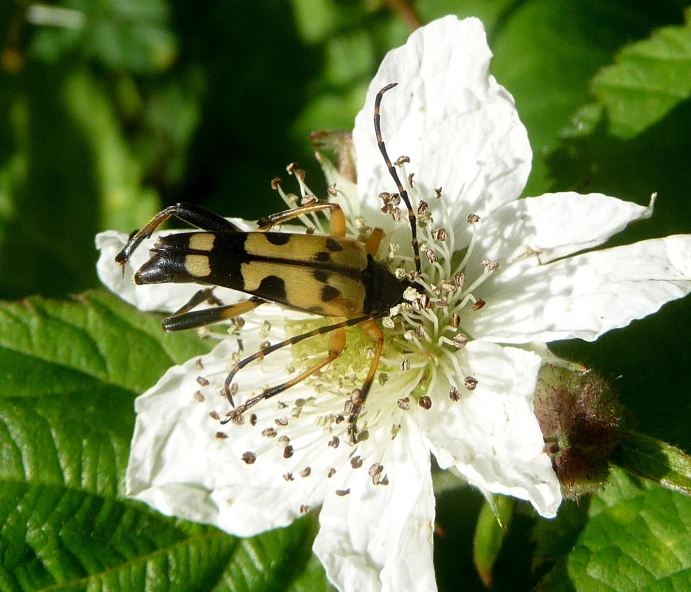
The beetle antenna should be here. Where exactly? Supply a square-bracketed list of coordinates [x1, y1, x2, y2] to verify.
[374, 83, 421, 276]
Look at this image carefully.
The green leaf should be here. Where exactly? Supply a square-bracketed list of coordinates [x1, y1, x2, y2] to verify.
[592, 13, 691, 139]
[569, 469, 691, 591]
[614, 432, 691, 495]
[472, 496, 514, 587]
[0, 290, 325, 590]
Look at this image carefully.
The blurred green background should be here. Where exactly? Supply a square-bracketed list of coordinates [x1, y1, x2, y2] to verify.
[1, 1, 690, 589]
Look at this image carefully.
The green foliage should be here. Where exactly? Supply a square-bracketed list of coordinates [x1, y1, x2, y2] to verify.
[592, 12, 691, 139]
[571, 469, 691, 590]
[0, 1, 690, 590]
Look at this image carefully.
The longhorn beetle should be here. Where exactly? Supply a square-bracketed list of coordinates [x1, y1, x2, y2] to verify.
[115, 83, 421, 442]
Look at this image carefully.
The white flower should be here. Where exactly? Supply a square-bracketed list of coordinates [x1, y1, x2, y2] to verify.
[97, 15, 691, 592]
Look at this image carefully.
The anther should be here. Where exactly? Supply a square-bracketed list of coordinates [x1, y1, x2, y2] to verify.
[464, 376, 479, 391]
[453, 333, 469, 347]
[369, 463, 383, 477]
[449, 387, 461, 401]
[472, 299, 486, 311]
[433, 228, 448, 241]
[418, 395, 432, 410]
[242, 451, 256, 464]
[260, 320, 272, 337]
[467, 214, 481, 224]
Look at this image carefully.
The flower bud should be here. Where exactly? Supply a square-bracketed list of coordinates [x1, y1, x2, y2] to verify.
[534, 365, 623, 499]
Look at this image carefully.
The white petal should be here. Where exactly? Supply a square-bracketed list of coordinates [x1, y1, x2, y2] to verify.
[96, 228, 243, 312]
[353, 16, 531, 239]
[314, 419, 436, 592]
[126, 310, 326, 534]
[469, 192, 655, 285]
[418, 342, 561, 517]
[469, 235, 691, 343]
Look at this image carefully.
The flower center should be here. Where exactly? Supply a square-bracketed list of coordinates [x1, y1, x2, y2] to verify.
[374, 171, 498, 406]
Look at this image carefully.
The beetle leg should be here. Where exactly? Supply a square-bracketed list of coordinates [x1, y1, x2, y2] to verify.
[346, 319, 384, 443]
[221, 311, 387, 413]
[115, 203, 243, 267]
[226, 324, 346, 413]
[364, 227, 385, 256]
[257, 202, 346, 238]
[163, 297, 265, 332]
[172, 287, 224, 316]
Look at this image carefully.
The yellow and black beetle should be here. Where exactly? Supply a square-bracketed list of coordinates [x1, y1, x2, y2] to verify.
[116, 83, 421, 442]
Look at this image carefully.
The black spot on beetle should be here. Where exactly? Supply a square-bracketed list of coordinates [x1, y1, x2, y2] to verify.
[321, 285, 341, 302]
[315, 252, 331, 262]
[265, 233, 291, 246]
[257, 275, 287, 301]
[313, 269, 329, 283]
[326, 238, 343, 252]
